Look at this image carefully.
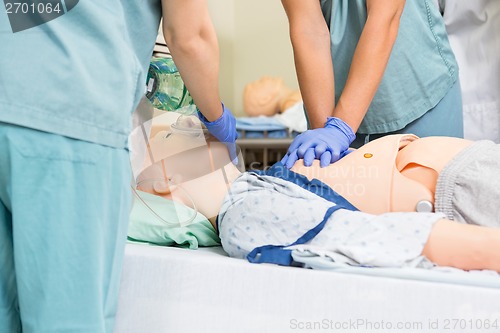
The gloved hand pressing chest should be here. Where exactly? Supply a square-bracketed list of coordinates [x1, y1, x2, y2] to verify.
[281, 117, 356, 168]
[197, 102, 239, 163]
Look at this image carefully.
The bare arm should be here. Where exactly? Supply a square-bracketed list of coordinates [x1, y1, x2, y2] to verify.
[334, 0, 405, 132]
[281, 0, 335, 129]
[161, 0, 222, 121]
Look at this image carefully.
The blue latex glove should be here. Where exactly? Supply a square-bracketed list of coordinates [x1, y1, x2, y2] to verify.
[281, 117, 356, 168]
[197, 102, 239, 163]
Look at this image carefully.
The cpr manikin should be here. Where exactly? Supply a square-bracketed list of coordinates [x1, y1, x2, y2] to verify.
[134, 120, 500, 272]
[135, 119, 471, 221]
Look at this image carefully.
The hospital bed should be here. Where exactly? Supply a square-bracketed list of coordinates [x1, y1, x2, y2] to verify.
[123, 110, 500, 333]
[115, 243, 500, 333]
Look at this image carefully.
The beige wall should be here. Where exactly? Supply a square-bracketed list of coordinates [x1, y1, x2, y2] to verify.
[208, 0, 298, 117]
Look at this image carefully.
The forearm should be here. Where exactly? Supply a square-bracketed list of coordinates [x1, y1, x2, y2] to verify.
[423, 220, 500, 272]
[282, 0, 335, 129]
[333, 6, 403, 132]
[162, 0, 223, 122]
[291, 32, 335, 129]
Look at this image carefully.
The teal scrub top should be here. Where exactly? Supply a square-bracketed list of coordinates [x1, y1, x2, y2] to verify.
[320, 0, 459, 134]
[0, 1, 162, 148]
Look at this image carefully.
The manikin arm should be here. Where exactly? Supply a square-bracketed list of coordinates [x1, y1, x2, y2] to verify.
[423, 220, 500, 272]
[161, 0, 223, 122]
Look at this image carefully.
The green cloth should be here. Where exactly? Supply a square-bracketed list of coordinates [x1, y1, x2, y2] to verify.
[128, 190, 220, 249]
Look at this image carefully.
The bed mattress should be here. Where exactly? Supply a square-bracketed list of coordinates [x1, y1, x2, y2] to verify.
[115, 243, 500, 333]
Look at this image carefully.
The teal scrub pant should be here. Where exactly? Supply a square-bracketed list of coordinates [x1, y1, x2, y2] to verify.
[351, 79, 464, 148]
[0, 123, 131, 333]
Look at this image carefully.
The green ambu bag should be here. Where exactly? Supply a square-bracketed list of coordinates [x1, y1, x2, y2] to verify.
[145, 57, 196, 114]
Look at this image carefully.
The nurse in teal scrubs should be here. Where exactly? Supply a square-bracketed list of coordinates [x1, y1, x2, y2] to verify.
[280, 0, 463, 168]
[0, 0, 236, 332]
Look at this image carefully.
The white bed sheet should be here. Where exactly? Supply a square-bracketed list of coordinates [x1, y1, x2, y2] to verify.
[115, 243, 500, 333]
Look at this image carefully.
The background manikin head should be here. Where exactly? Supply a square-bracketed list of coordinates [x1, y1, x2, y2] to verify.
[243, 76, 301, 116]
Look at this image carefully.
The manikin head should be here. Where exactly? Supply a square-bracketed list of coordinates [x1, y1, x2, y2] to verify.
[243, 76, 301, 116]
[133, 115, 242, 225]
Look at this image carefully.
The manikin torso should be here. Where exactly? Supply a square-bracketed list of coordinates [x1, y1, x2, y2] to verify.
[292, 134, 473, 214]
